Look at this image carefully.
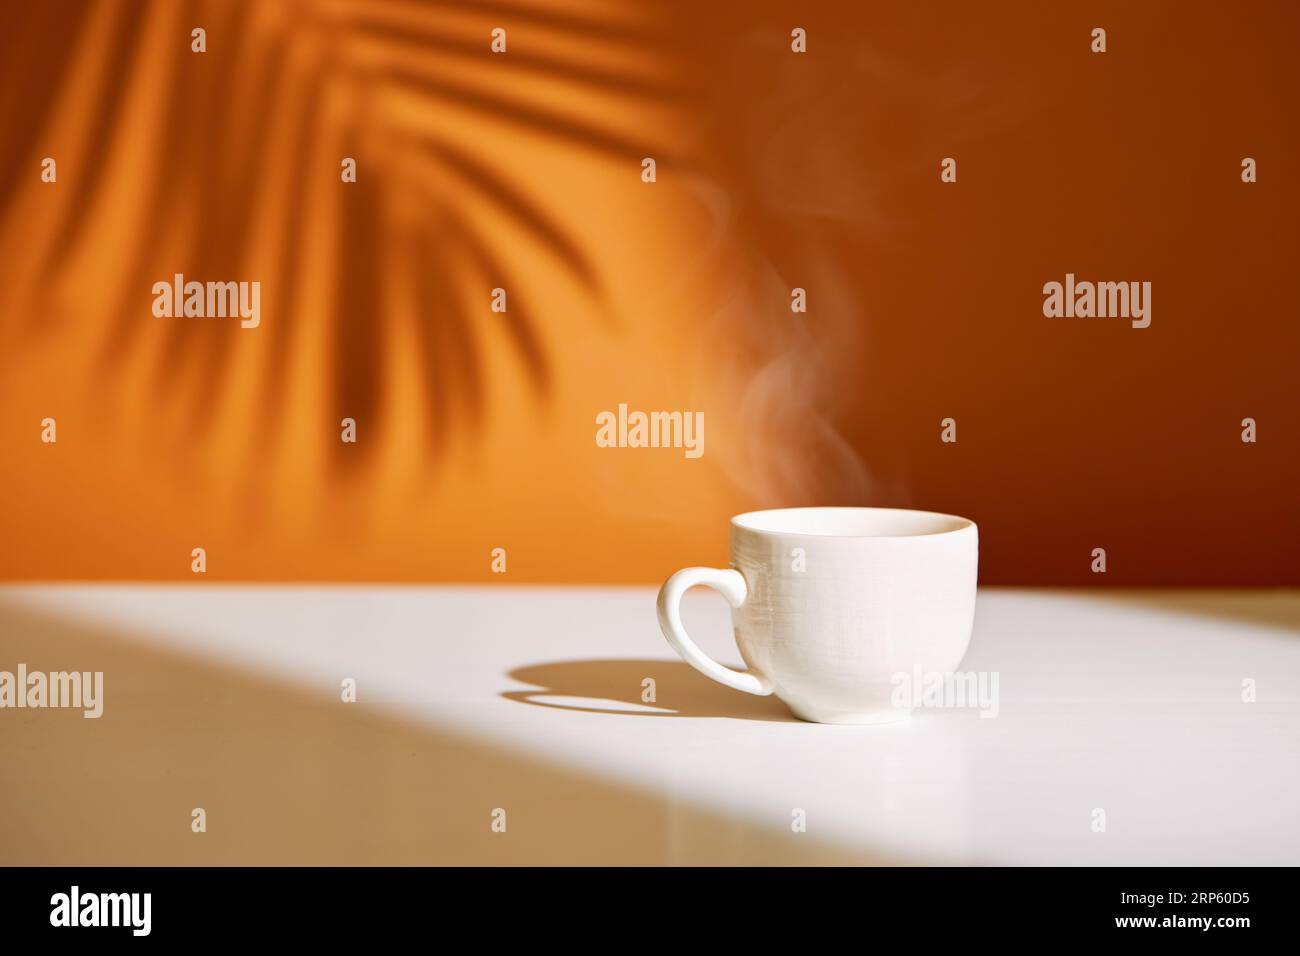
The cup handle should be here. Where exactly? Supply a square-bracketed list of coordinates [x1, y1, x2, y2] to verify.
[656, 567, 774, 696]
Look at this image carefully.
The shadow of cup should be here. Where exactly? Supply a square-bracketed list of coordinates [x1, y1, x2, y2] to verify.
[502, 658, 793, 721]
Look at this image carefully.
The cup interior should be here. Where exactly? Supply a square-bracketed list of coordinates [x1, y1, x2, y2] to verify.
[732, 507, 971, 538]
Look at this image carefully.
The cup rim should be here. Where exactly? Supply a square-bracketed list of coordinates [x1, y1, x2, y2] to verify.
[731, 506, 975, 539]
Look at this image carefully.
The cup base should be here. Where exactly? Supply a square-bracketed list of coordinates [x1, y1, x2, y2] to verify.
[784, 703, 912, 726]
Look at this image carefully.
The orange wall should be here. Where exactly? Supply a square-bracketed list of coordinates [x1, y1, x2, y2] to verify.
[1, 1, 1297, 584]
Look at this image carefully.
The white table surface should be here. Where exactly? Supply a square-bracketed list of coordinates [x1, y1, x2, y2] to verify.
[1, 585, 1297, 865]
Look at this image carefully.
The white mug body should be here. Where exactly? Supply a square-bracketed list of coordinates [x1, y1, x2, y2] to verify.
[657, 507, 978, 724]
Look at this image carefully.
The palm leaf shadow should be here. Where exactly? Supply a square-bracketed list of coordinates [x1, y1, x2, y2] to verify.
[0, 0, 686, 475]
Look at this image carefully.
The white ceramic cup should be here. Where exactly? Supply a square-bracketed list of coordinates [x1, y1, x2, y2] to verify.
[656, 507, 978, 724]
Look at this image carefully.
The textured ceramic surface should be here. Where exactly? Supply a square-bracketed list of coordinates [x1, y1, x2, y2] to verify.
[657, 507, 978, 724]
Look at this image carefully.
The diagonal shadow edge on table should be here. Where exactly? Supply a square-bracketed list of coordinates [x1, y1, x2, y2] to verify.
[0, 598, 903, 865]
